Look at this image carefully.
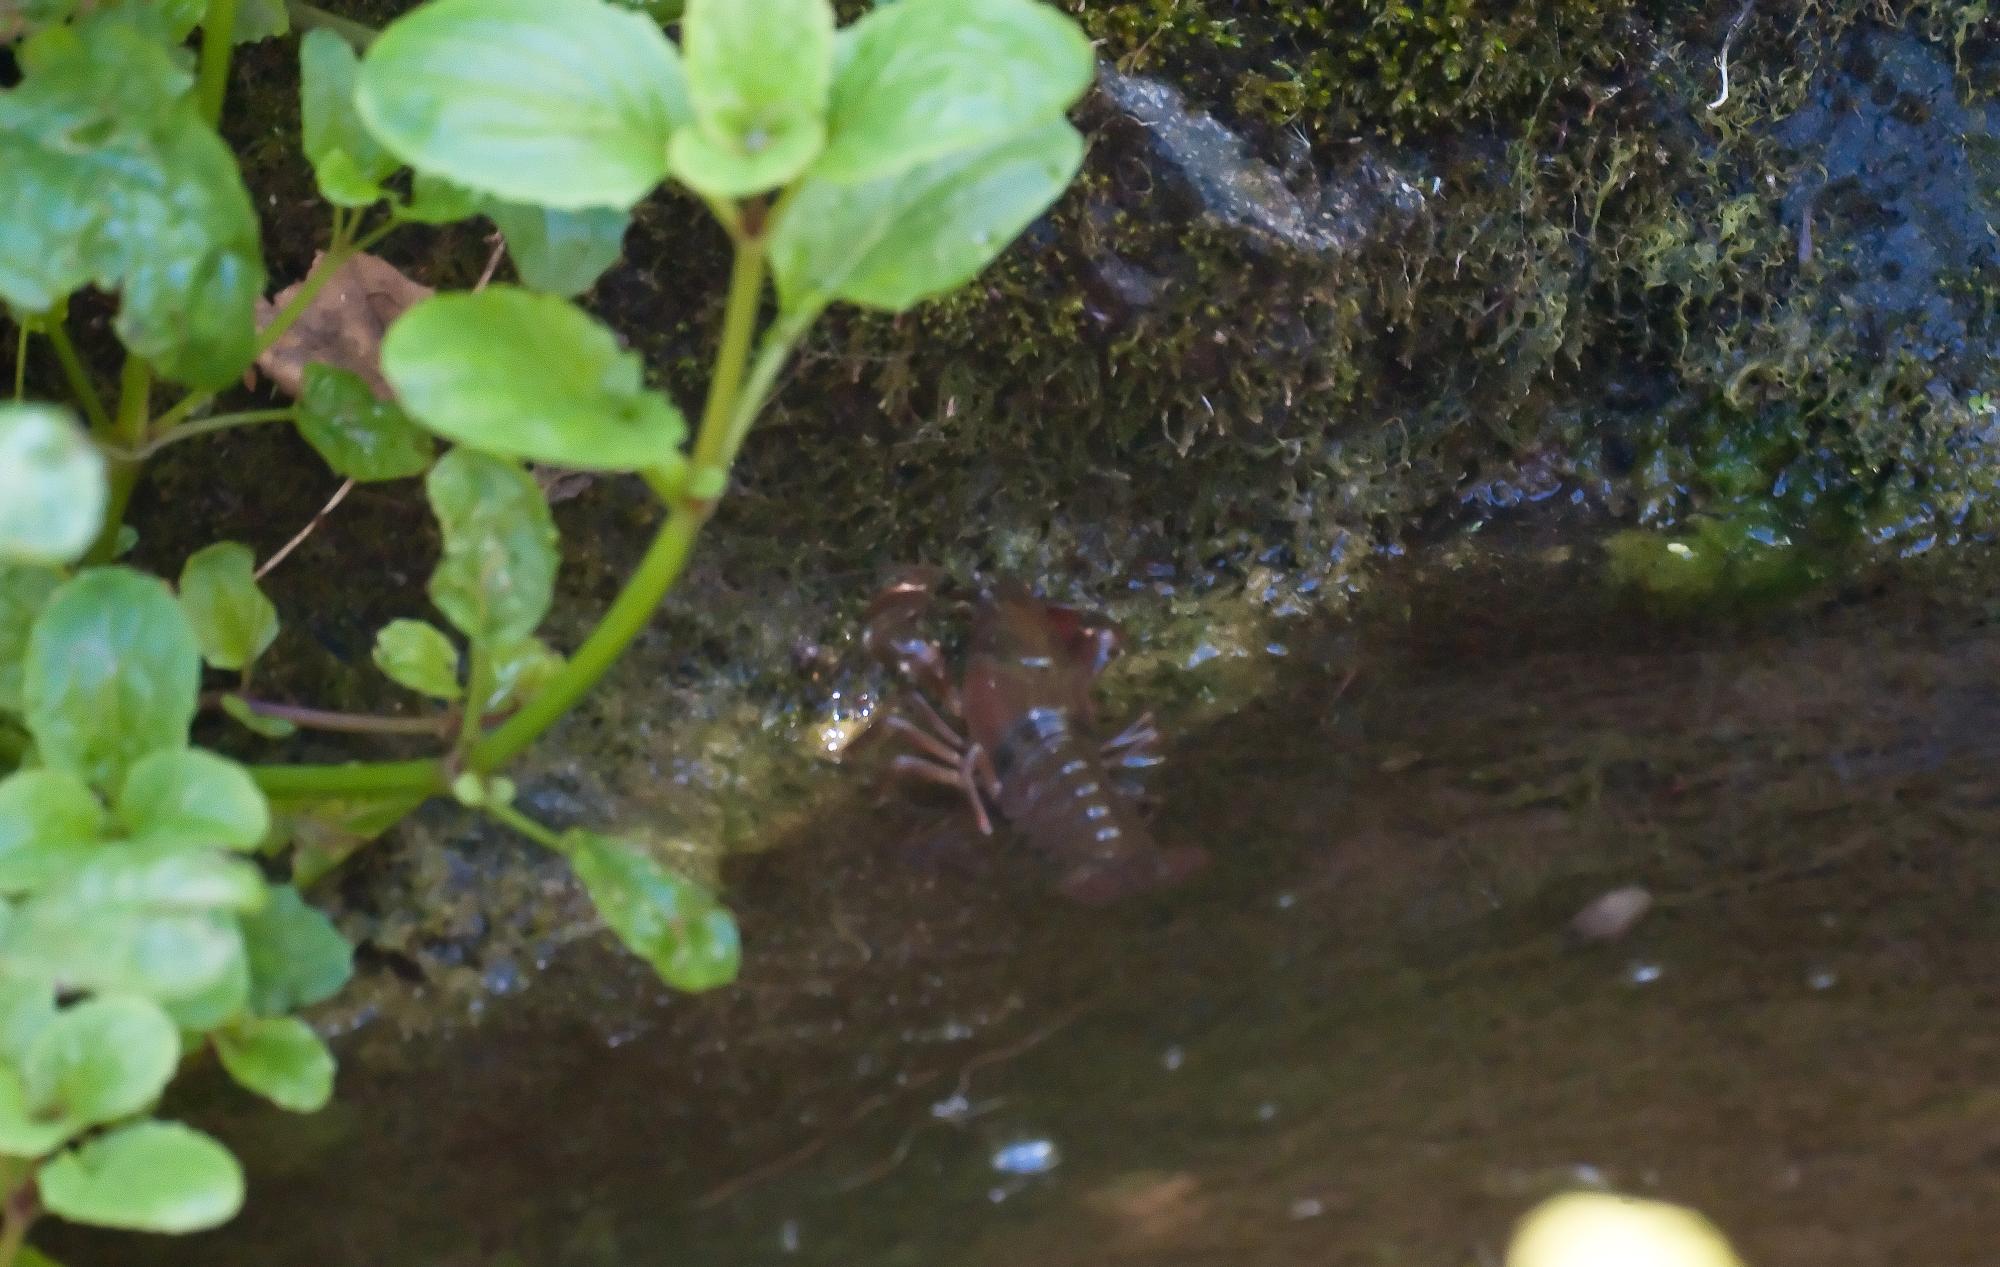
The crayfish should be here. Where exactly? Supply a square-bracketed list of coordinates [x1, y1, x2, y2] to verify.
[845, 567, 1208, 905]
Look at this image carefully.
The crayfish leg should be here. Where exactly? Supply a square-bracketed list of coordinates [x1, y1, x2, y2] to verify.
[885, 753, 997, 836]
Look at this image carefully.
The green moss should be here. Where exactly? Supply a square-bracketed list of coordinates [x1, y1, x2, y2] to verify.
[1066, 0, 1619, 142]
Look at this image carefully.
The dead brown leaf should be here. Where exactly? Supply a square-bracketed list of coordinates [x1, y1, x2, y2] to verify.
[254, 250, 433, 400]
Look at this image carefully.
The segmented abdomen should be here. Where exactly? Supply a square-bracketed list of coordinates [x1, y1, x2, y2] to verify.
[993, 708, 1173, 903]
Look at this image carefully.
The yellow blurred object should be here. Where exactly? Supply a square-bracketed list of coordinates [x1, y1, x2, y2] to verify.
[1506, 1191, 1748, 1267]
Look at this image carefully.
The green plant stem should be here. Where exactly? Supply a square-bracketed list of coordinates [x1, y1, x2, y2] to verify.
[252, 755, 442, 801]
[211, 694, 448, 737]
[689, 244, 767, 478]
[196, 0, 240, 126]
[11, 325, 24, 402]
[0, 1211, 25, 1267]
[0, 1183, 35, 1267]
[46, 323, 110, 434]
[717, 315, 809, 469]
[246, 234, 779, 818]
[85, 357, 153, 563]
[153, 228, 388, 438]
[469, 502, 703, 771]
[255, 247, 353, 362]
[286, 0, 378, 49]
[100, 406, 295, 460]
[458, 641, 494, 758]
[483, 800, 565, 852]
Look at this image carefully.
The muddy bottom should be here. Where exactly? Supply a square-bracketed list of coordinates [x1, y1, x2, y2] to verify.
[60, 516, 2000, 1266]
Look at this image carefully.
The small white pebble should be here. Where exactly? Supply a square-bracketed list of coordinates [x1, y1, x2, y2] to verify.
[1625, 961, 1664, 986]
[1571, 886, 1653, 942]
[1162, 1045, 1185, 1071]
[1289, 1198, 1325, 1220]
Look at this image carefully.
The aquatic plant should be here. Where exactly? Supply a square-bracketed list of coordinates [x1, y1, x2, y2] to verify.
[0, 0, 1092, 1256]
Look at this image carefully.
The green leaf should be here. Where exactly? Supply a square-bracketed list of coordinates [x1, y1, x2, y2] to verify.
[484, 636, 564, 713]
[238, 886, 351, 1016]
[396, 171, 484, 226]
[0, 901, 243, 1003]
[609, 0, 682, 19]
[669, 119, 828, 201]
[0, 978, 57, 1065]
[232, 0, 291, 42]
[160, 950, 249, 1033]
[22, 568, 202, 791]
[219, 694, 297, 739]
[38, 1120, 245, 1233]
[371, 619, 461, 701]
[0, 769, 103, 857]
[213, 1017, 334, 1112]
[424, 449, 558, 648]
[0, 12, 266, 389]
[0, 405, 107, 568]
[0, 564, 61, 714]
[564, 831, 740, 992]
[177, 543, 279, 673]
[356, 0, 690, 211]
[485, 201, 629, 299]
[300, 28, 397, 207]
[383, 287, 687, 471]
[296, 363, 435, 482]
[772, 119, 1082, 317]
[4, 847, 266, 912]
[24, 995, 178, 1126]
[669, 0, 833, 198]
[814, 0, 1095, 185]
[114, 749, 270, 851]
[0, 1067, 82, 1157]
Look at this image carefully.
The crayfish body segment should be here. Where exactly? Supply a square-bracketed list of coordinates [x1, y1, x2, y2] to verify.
[849, 569, 1207, 904]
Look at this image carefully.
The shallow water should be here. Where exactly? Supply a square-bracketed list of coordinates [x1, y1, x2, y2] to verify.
[61, 518, 2000, 1266]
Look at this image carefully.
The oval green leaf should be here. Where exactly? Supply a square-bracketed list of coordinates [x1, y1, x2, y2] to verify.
[239, 885, 352, 1017]
[24, 847, 266, 914]
[0, 405, 107, 568]
[0, 13, 265, 389]
[0, 564, 61, 714]
[115, 749, 271, 851]
[671, 0, 833, 197]
[0, 1066, 82, 1157]
[668, 117, 827, 200]
[38, 1120, 245, 1233]
[25, 995, 179, 1126]
[296, 363, 436, 483]
[772, 119, 1083, 316]
[384, 287, 687, 471]
[371, 619, 462, 701]
[0, 769, 104, 857]
[177, 543, 279, 673]
[483, 636, 564, 713]
[424, 450, 558, 647]
[484, 201, 630, 299]
[356, 0, 690, 211]
[22, 568, 201, 791]
[213, 1016, 335, 1112]
[814, 0, 1094, 186]
[0, 901, 243, 1003]
[300, 28, 398, 207]
[564, 830, 740, 992]
[160, 950, 250, 1033]
[0, 979, 56, 1066]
